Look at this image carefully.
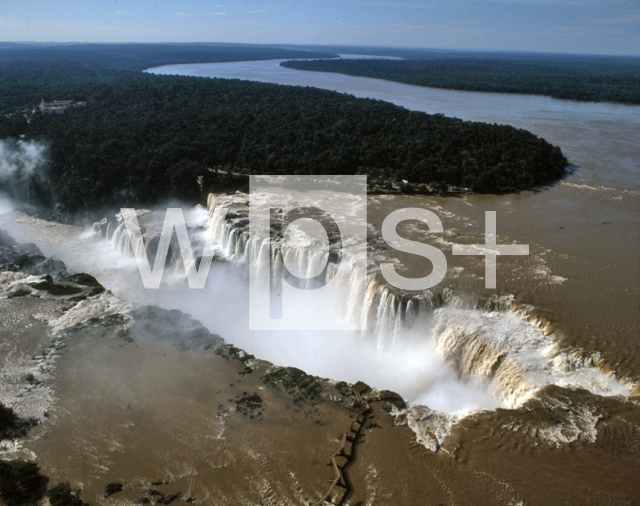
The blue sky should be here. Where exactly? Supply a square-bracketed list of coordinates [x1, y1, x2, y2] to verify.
[0, 0, 638, 55]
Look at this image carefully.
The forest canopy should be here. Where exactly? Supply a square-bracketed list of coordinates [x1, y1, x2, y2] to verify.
[0, 43, 337, 115]
[0, 44, 568, 217]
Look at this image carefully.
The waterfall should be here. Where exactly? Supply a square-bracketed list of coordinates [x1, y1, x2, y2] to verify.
[203, 194, 631, 407]
[92, 215, 146, 259]
[207, 194, 454, 335]
[432, 307, 628, 408]
[92, 211, 200, 272]
[90, 194, 631, 413]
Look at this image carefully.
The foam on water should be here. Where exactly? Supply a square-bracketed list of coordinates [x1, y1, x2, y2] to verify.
[433, 307, 628, 408]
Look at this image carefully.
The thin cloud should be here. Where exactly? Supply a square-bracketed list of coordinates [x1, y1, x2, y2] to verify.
[342, 23, 437, 31]
[475, 0, 626, 4]
[584, 11, 640, 25]
[349, 2, 430, 7]
[175, 12, 228, 18]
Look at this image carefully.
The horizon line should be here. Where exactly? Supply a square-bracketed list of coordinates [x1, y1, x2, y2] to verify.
[1, 40, 639, 58]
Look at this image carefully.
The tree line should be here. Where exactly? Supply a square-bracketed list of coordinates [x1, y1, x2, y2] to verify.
[282, 54, 640, 105]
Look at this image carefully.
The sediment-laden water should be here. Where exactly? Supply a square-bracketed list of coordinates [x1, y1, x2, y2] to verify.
[0, 58, 638, 505]
[146, 58, 640, 391]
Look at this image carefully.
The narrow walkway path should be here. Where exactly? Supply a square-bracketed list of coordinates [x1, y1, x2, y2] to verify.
[310, 387, 371, 506]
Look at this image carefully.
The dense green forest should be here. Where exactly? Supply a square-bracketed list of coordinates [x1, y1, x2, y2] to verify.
[0, 43, 336, 115]
[0, 44, 567, 218]
[282, 54, 640, 104]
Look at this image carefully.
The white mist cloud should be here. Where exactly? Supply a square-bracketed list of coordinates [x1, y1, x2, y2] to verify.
[0, 139, 48, 202]
[0, 197, 13, 216]
[0, 139, 47, 181]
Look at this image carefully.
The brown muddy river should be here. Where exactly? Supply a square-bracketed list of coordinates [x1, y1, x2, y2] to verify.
[148, 59, 640, 384]
[0, 58, 638, 505]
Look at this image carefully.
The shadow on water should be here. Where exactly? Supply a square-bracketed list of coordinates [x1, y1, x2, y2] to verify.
[531, 162, 580, 194]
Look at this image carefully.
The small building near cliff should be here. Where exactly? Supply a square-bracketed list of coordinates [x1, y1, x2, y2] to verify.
[39, 99, 73, 114]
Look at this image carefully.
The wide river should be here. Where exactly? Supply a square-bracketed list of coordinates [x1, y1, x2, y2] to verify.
[147, 58, 640, 389]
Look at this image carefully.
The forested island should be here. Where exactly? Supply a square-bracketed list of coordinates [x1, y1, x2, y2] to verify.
[0, 43, 567, 219]
[282, 53, 640, 104]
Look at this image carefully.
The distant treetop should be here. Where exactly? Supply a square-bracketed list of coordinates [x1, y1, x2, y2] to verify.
[282, 53, 640, 105]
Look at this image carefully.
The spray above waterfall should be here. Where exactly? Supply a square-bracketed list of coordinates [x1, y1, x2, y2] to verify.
[0, 139, 48, 202]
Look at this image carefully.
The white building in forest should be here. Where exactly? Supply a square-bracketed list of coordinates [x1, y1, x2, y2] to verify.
[39, 99, 73, 114]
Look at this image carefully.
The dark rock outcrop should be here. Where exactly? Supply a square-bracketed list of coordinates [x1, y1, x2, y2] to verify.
[0, 459, 49, 506]
[0, 229, 67, 276]
[263, 367, 324, 406]
[104, 482, 123, 498]
[126, 306, 223, 351]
